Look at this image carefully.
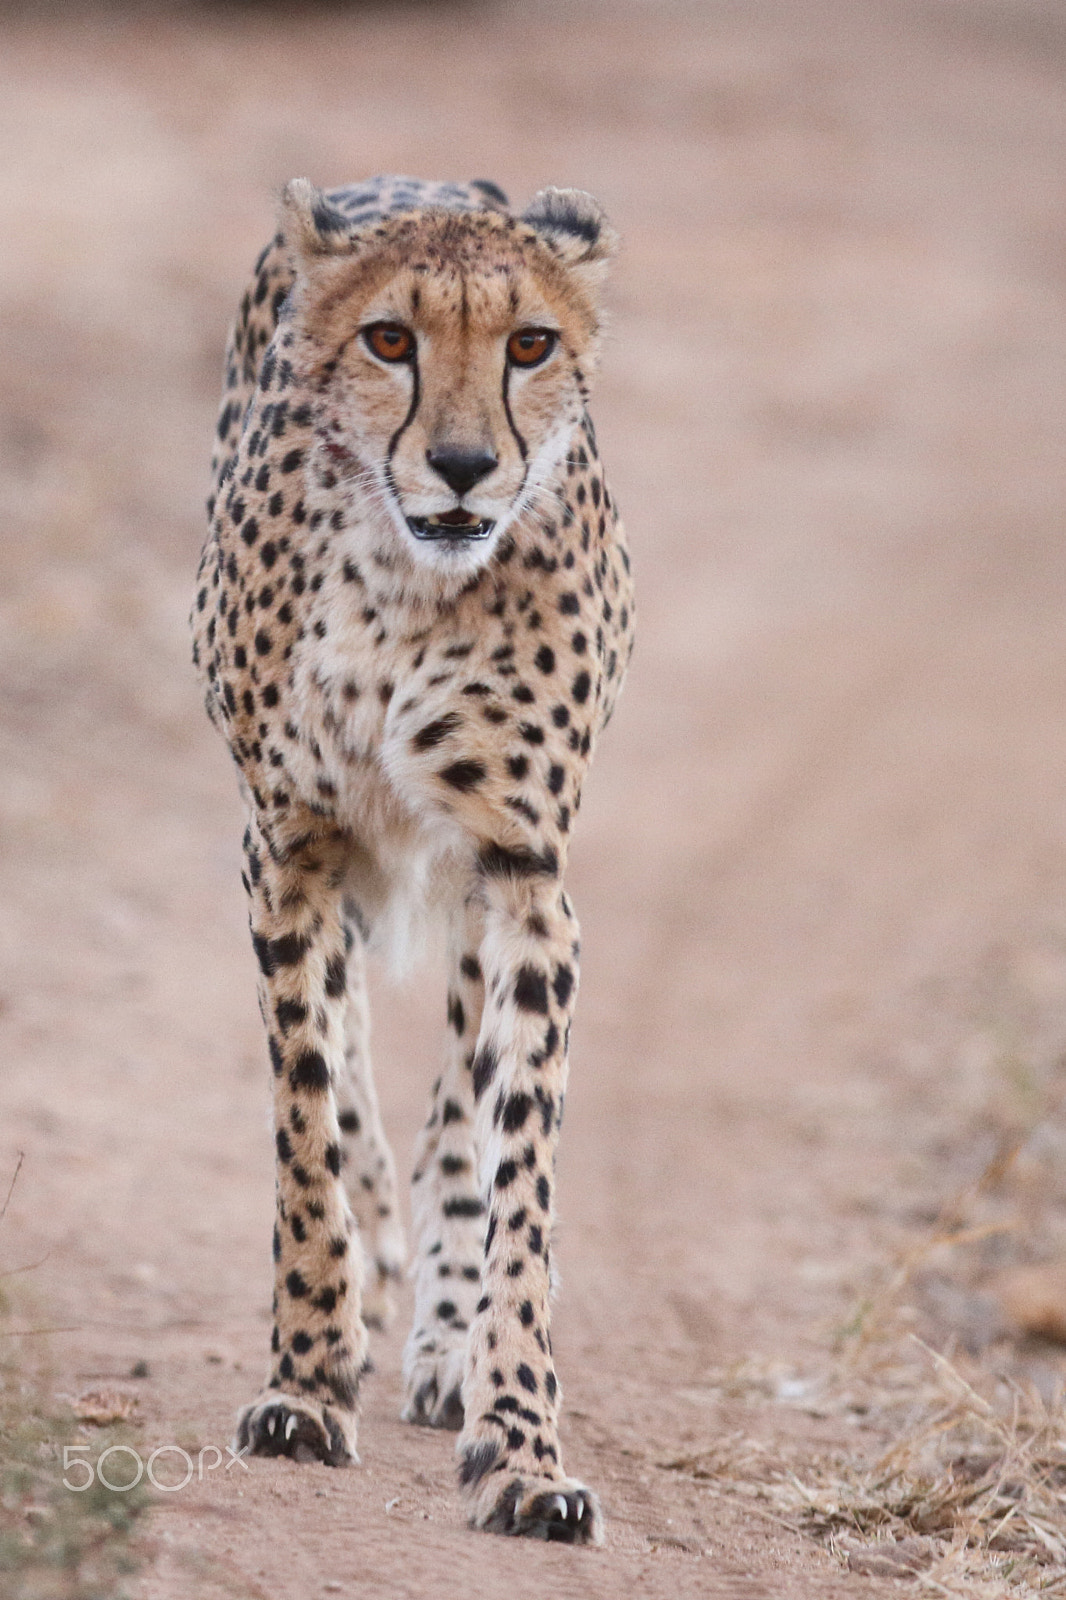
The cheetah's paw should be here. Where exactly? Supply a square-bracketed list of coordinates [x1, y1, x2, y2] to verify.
[464, 1465, 603, 1544]
[400, 1338, 466, 1430]
[234, 1391, 357, 1467]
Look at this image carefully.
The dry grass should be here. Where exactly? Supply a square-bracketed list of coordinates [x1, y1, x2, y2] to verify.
[660, 1072, 1066, 1595]
[662, 1342, 1066, 1594]
[0, 1155, 151, 1600]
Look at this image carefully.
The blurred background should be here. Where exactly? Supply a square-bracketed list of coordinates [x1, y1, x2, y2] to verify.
[1, 1, 1065, 1594]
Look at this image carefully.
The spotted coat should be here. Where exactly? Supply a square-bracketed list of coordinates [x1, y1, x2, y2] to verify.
[191, 173, 634, 1543]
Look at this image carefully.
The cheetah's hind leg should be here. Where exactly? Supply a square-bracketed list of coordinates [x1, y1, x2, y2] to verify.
[401, 898, 486, 1429]
[336, 904, 406, 1330]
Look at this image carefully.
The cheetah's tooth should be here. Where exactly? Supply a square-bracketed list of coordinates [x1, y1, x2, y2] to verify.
[266, 1414, 277, 1436]
[285, 1414, 298, 1441]
[550, 1494, 568, 1520]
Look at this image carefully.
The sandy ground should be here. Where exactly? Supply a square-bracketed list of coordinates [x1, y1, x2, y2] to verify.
[2, 1, 1066, 1594]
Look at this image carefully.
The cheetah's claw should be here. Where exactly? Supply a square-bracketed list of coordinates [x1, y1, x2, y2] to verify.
[234, 1392, 357, 1468]
[471, 1473, 604, 1544]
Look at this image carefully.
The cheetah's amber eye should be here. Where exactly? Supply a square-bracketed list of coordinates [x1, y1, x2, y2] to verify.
[364, 323, 415, 363]
[507, 328, 557, 368]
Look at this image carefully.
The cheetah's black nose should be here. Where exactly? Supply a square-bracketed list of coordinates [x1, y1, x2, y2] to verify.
[426, 448, 498, 497]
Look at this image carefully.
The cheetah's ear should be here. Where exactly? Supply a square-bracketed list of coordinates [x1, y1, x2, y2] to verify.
[279, 178, 355, 267]
[522, 188, 619, 293]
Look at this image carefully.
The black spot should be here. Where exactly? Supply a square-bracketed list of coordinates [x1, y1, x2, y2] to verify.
[276, 1128, 293, 1162]
[439, 759, 487, 792]
[547, 764, 565, 795]
[499, 1092, 532, 1133]
[325, 1142, 341, 1176]
[291, 1331, 313, 1355]
[478, 842, 559, 880]
[459, 1440, 500, 1487]
[516, 1363, 537, 1393]
[552, 965, 574, 1007]
[514, 966, 549, 1014]
[286, 1270, 309, 1298]
[290, 1051, 330, 1092]
[324, 952, 347, 998]
[506, 754, 529, 780]
[495, 1160, 518, 1189]
[443, 1196, 485, 1219]
[275, 998, 308, 1032]
[460, 954, 482, 983]
[280, 448, 304, 473]
[442, 1098, 464, 1124]
[519, 1300, 535, 1327]
[338, 1109, 361, 1135]
[472, 1044, 499, 1099]
[572, 671, 591, 704]
[536, 1175, 551, 1211]
[558, 592, 580, 615]
[413, 712, 462, 750]
[534, 645, 555, 674]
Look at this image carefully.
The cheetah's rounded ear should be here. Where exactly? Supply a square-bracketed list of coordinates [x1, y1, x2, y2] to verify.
[522, 188, 619, 291]
[279, 178, 354, 266]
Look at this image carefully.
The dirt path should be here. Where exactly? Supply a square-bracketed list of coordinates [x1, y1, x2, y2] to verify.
[2, 3, 1065, 1595]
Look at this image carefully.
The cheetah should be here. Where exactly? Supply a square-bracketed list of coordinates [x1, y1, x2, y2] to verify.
[191, 174, 634, 1543]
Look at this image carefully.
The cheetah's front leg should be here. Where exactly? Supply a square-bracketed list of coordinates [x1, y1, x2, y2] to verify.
[458, 877, 603, 1544]
[335, 910, 405, 1330]
[234, 814, 367, 1467]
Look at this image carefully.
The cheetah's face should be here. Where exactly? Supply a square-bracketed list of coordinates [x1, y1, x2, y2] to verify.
[282, 184, 617, 583]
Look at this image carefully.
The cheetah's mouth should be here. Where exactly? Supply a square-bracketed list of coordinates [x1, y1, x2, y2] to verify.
[407, 510, 495, 543]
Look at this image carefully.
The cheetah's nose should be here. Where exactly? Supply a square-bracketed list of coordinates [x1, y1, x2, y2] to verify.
[426, 447, 498, 498]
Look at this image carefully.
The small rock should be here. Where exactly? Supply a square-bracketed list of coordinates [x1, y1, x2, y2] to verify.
[129, 1359, 151, 1379]
[994, 1265, 1066, 1342]
[69, 1387, 138, 1425]
[847, 1538, 933, 1576]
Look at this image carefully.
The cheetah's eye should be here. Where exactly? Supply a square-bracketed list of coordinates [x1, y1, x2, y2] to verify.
[507, 328, 557, 369]
[363, 323, 415, 363]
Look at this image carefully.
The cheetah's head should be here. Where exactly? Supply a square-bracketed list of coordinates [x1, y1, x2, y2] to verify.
[279, 181, 618, 589]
